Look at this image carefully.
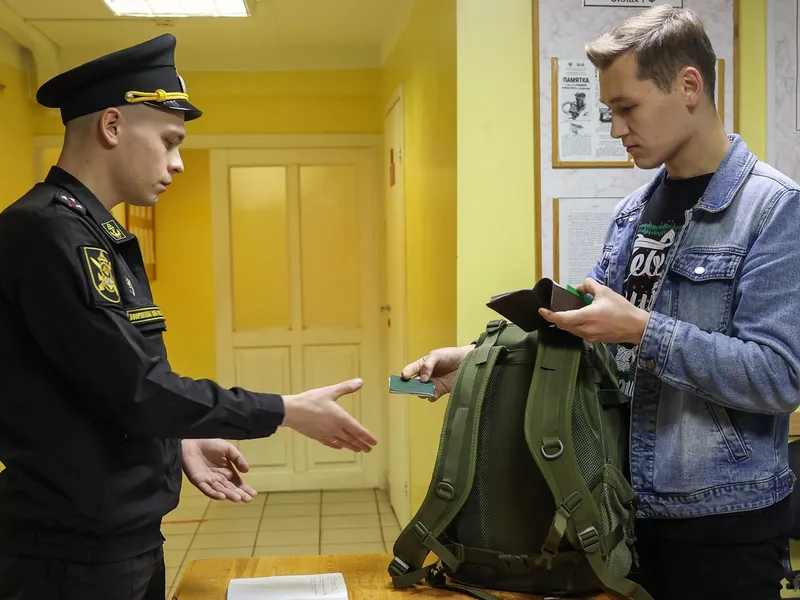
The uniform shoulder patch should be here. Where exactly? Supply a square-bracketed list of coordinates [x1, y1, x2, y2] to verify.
[82, 246, 121, 304]
[53, 192, 87, 216]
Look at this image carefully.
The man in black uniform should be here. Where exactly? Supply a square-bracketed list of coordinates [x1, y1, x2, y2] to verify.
[0, 34, 377, 600]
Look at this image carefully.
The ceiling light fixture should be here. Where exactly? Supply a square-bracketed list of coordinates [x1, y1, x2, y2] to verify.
[103, 0, 249, 17]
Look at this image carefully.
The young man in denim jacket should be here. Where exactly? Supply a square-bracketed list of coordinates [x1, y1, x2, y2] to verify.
[401, 6, 800, 600]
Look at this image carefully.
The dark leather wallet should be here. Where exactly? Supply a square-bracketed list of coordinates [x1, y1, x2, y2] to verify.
[486, 278, 589, 332]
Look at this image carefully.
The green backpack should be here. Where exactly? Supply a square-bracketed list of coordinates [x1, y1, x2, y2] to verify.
[387, 316, 653, 600]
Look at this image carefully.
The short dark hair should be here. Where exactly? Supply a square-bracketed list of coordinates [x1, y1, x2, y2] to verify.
[585, 5, 717, 102]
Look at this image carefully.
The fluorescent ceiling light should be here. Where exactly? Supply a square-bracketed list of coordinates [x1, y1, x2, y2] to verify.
[103, 0, 249, 17]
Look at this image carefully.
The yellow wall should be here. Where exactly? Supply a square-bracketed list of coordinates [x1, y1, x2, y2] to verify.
[456, 0, 536, 344]
[149, 149, 216, 379]
[736, 0, 767, 160]
[34, 70, 383, 136]
[0, 58, 35, 210]
[382, 0, 458, 512]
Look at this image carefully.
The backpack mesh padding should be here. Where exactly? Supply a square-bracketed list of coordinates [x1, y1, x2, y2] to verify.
[570, 386, 604, 491]
[449, 361, 556, 557]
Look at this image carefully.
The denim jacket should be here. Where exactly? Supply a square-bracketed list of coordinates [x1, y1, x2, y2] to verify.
[588, 134, 800, 519]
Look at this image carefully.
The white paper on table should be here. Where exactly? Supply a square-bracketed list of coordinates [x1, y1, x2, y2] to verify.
[227, 572, 348, 600]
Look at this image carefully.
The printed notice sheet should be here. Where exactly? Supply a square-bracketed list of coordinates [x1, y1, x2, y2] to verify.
[554, 58, 630, 166]
[554, 197, 620, 285]
[227, 573, 348, 600]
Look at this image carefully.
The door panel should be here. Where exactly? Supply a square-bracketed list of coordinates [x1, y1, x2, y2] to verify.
[235, 347, 293, 469]
[298, 165, 361, 329]
[230, 166, 291, 331]
[304, 344, 361, 468]
[212, 146, 382, 492]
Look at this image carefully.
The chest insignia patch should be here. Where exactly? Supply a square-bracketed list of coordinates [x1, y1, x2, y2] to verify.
[102, 220, 127, 241]
[82, 247, 121, 304]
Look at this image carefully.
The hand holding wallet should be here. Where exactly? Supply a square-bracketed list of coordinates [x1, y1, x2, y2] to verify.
[486, 278, 592, 332]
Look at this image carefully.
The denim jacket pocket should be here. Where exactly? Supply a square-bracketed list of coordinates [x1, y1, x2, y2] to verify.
[705, 400, 750, 463]
[667, 249, 743, 333]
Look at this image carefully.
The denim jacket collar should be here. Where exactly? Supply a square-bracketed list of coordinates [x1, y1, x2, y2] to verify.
[617, 134, 757, 222]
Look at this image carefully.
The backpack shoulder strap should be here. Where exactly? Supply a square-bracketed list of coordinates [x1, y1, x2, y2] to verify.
[389, 320, 507, 589]
[524, 327, 653, 600]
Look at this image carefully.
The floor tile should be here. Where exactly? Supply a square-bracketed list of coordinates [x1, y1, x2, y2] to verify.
[184, 546, 254, 562]
[321, 542, 386, 555]
[267, 491, 321, 505]
[322, 502, 376, 516]
[161, 522, 200, 536]
[263, 503, 321, 517]
[205, 503, 264, 520]
[322, 489, 375, 504]
[164, 550, 186, 570]
[197, 518, 261, 534]
[255, 544, 320, 557]
[378, 501, 394, 515]
[256, 528, 319, 547]
[259, 516, 319, 532]
[321, 514, 380, 529]
[245, 493, 267, 506]
[164, 505, 207, 521]
[376, 489, 389, 503]
[191, 531, 257, 549]
[321, 528, 383, 544]
[179, 485, 209, 502]
[177, 492, 211, 504]
[163, 534, 194, 553]
[382, 525, 402, 541]
[379, 512, 401, 529]
[166, 567, 180, 588]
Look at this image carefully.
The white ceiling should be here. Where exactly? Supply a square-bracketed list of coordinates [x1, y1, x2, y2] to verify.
[0, 0, 415, 72]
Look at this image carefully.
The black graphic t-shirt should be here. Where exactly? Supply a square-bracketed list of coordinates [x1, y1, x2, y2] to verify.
[615, 173, 712, 398]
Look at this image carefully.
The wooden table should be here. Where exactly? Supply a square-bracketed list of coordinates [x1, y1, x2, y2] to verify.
[171, 553, 611, 600]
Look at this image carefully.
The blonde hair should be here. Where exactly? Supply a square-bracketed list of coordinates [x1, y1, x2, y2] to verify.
[585, 4, 717, 102]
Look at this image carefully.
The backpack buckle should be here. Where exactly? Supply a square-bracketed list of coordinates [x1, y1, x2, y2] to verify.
[577, 526, 601, 554]
[486, 319, 506, 333]
[388, 556, 410, 577]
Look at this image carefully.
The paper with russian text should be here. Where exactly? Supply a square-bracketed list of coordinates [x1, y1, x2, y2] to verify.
[227, 572, 348, 600]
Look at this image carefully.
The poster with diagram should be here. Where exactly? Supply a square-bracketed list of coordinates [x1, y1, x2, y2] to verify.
[552, 57, 632, 167]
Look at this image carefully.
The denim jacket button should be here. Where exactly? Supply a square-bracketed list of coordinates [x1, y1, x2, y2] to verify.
[694, 266, 706, 275]
[646, 359, 656, 371]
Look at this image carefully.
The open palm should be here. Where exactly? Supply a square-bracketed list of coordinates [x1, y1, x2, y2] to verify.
[181, 439, 257, 503]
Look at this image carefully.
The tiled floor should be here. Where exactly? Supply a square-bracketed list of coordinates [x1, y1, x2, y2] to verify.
[163, 485, 401, 598]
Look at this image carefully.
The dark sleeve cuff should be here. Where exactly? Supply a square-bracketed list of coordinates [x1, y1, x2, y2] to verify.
[247, 393, 286, 438]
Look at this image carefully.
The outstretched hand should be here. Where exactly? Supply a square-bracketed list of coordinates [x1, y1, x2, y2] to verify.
[181, 438, 257, 503]
[282, 379, 378, 452]
[538, 278, 649, 345]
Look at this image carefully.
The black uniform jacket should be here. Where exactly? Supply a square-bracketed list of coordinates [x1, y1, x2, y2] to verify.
[0, 167, 285, 563]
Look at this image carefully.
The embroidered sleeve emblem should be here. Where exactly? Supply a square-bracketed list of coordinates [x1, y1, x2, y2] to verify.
[83, 247, 121, 304]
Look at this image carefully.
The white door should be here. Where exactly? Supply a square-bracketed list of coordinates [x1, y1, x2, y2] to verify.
[211, 147, 384, 492]
[384, 92, 411, 526]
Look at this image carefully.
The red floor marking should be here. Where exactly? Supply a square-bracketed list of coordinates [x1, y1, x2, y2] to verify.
[162, 519, 206, 525]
